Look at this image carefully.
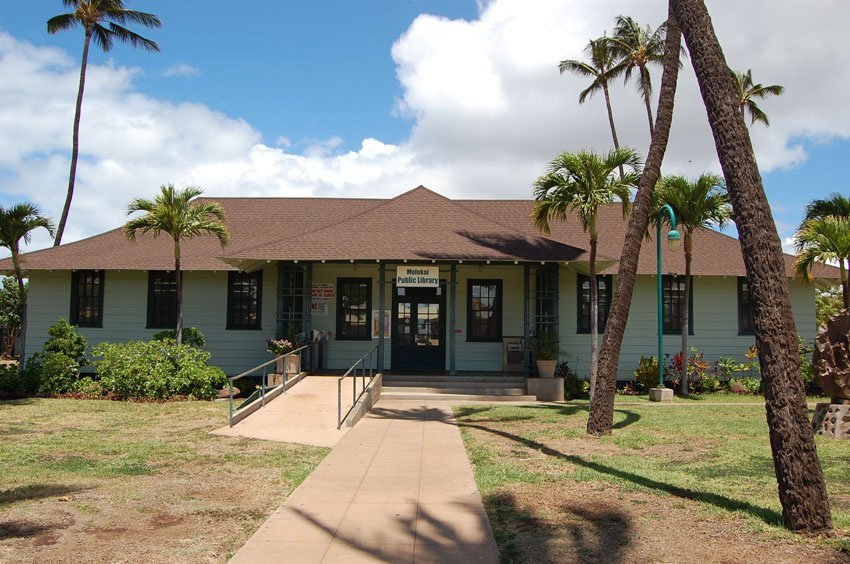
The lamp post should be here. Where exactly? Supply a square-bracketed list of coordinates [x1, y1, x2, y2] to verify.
[653, 203, 680, 401]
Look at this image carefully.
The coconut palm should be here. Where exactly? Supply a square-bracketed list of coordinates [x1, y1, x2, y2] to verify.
[532, 148, 641, 399]
[655, 174, 731, 395]
[794, 217, 850, 309]
[559, 37, 625, 175]
[672, 0, 833, 535]
[731, 69, 784, 127]
[48, 0, 161, 247]
[0, 204, 56, 370]
[124, 185, 229, 345]
[610, 16, 669, 138]
[799, 193, 850, 308]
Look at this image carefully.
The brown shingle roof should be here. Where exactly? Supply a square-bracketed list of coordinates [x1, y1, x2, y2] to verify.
[0, 185, 838, 279]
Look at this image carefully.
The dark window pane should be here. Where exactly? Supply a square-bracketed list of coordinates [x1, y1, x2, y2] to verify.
[337, 278, 371, 340]
[71, 270, 104, 327]
[147, 271, 178, 328]
[227, 270, 263, 330]
[662, 275, 693, 334]
[739, 278, 755, 334]
[467, 280, 502, 341]
[577, 273, 612, 334]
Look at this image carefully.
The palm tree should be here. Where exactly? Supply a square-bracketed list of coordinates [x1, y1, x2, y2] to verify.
[124, 185, 229, 345]
[672, 0, 833, 535]
[532, 148, 641, 399]
[655, 174, 731, 395]
[48, 0, 161, 247]
[793, 217, 850, 309]
[799, 193, 850, 308]
[559, 37, 625, 175]
[610, 16, 668, 138]
[0, 204, 55, 370]
[588, 0, 683, 435]
[731, 69, 784, 127]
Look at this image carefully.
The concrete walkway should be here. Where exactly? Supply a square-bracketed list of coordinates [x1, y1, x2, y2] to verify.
[212, 376, 349, 448]
[229, 400, 499, 563]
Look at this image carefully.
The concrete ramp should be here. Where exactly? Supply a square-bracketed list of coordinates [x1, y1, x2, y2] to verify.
[212, 376, 349, 448]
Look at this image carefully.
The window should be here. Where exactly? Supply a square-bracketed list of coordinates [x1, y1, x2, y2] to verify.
[662, 275, 693, 334]
[227, 270, 263, 330]
[337, 278, 371, 340]
[467, 279, 502, 342]
[70, 270, 104, 327]
[577, 273, 612, 334]
[147, 271, 178, 329]
[738, 277, 755, 334]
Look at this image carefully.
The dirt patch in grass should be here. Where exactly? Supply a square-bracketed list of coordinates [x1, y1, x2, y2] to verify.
[0, 399, 328, 563]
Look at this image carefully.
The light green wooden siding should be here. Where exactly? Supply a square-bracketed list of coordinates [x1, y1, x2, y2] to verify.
[25, 268, 277, 375]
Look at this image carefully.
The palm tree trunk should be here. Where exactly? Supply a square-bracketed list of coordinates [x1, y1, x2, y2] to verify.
[602, 83, 625, 179]
[54, 29, 92, 247]
[589, 234, 599, 400]
[174, 238, 183, 346]
[681, 237, 692, 396]
[672, 0, 833, 535]
[641, 66, 656, 138]
[587, 0, 682, 436]
[11, 248, 27, 372]
[840, 260, 849, 310]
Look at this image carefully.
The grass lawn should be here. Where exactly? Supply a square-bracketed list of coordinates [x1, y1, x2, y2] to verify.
[0, 398, 329, 563]
[454, 402, 850, 563]
[568, 392, 833, 404]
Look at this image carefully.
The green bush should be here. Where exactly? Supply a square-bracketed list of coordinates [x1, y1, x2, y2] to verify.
[93, 340, 226, 400]
[71, 376, 105, 398]
[43, 318, 88, 366]
[152, 327, 206, 349]
[29, 352, 80, 395]
[734, 376, 762, 395]
[702, 373, 724, 393]
[634, 355, 660, 392]
[0, 363, 38, 396]
[558, 360, 587, 400]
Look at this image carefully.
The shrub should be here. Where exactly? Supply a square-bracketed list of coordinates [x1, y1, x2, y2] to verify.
[558, 360, 586, 400]
[531, 330, 560, 360]
[43, 318, 87, 366]
[93, 340, 226, 400]
[701, 373, 724, 393]
[634, 355, 660, 392]
[72, 376, 105, 398]
[152, 327, 206, 349]
[738, 376, 763, 395]
[0, 362, 38, 396]
[30, 351, 80, 395]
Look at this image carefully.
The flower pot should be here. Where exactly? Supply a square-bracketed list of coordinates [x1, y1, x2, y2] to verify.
[536, 359, 557, 378]
[275, 356, 285, 374]
[284, 353, 301, 376]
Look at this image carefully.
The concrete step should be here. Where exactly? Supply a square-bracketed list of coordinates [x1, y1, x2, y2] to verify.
[384, 374, 526, 384]
[382, 380, 526, 389]
[382, 386, 528, 396]
[381, 392, 538, 402]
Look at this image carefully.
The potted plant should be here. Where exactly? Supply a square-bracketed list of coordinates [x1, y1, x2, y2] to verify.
[266, 338, 294, 376]
[531, 330, 560, 378]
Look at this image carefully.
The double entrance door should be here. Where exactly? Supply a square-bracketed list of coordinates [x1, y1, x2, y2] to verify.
[392, 284, 446, 372]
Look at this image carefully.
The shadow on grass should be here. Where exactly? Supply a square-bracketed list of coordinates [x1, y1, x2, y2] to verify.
[0, 398, 36, 407]
[452, 404, 640, 430]
[459, 419, 783, 527]
[0, 484, 91, 508]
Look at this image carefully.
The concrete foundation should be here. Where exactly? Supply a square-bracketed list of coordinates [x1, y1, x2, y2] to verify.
[649, 387, 674, 402]
[528, 378, 564, 401]
[812, 403, 850, 439]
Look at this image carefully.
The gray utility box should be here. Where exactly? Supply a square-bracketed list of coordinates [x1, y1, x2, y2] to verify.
[502, 337, 524, 372]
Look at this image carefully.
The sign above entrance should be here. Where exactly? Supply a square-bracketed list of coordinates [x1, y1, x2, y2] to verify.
[396, 266, 440, 288]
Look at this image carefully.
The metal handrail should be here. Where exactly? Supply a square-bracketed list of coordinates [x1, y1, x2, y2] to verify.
[337, 345, 379, 429]
[228, 344, 310, 427]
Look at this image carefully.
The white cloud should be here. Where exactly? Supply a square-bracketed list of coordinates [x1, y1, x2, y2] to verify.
[162, 63, 200, 78]
[1, 0, 849, 254]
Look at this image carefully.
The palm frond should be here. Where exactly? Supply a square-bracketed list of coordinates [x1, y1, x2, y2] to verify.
[793, 216, 850, 281]
[91, 23, 114, 52]
[804, 193, 850, 223]
[47, 13, 79, 34]
[0, 203, 55, 251]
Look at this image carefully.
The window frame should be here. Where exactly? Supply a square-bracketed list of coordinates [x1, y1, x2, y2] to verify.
[70, 270, 105, 328]
[226, 270, 263, 331]
[466, 279, 503, 342]
[146, 271, 179, 329]
[662, 274, 694, 335]
[576, 273, 613, 334]
[336, 277, 372, 341]
[737, 277, 755, 335]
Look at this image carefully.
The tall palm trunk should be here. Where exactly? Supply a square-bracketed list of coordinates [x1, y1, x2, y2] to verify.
[54, 28, 92, 247]
[11, 248, 26, 372]
[641, 66, 656, 138]
[680, 234, 692, 395]
[602, 83, 625, 179]
[672, 0, 833, 535]
[840, 260, 849, 310]
[174, 238, 183, 346]
[589, 234, 599, 399]
[588, 0, 682, 436]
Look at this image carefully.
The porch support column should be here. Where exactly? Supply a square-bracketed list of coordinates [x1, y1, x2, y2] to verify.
[450, 262, 457, 375]
[523, 263, 531, 376]
[378, 262, 386, 373]
[304, 262, 313, 372]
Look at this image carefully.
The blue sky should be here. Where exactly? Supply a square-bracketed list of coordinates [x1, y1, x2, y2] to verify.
[0, 1, 847, 251]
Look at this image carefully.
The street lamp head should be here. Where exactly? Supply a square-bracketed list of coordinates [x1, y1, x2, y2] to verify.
[667, 229, 681, 252]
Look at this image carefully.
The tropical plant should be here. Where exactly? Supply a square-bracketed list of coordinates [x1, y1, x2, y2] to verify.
[633, 354, 660, 392]
[793, 216, 850, 309]
[655, 174, 731, 394]
[0, 277, 25, 357]
[559, 36, 625, 176]
[731, 68, 784, 127]
[610, 16, 670, 138]
[532, 148, 640, 398]
[124, 185, 229, 345]
[43, 318, 88, 366]
[672, 0, 833, 535]
[589, 1, 683, 434]
[800, 193, 850, 308]
[0, 204, 56, 370]
[48, 0, 161, 246]
[815, 286, 843, 326]
[530, 330, 560, 361]
[152, 327, 206, 349]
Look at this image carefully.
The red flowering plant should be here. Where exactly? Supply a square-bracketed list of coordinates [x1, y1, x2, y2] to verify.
[266, 338, 294, 356]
